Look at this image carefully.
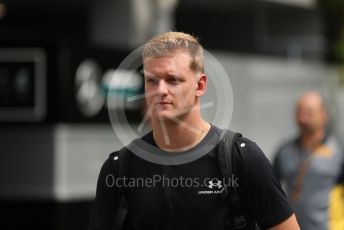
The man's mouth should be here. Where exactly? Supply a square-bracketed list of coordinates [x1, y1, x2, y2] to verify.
[156, 101, 171, 105]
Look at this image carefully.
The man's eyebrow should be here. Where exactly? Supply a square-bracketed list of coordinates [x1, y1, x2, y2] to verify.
[143, 72, 155, 77]
[144, 74, 158, 79]
[143, 72, 181, 79]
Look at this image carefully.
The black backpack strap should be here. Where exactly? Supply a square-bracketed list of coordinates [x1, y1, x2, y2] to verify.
[218, 130, 249, 230]
[112, 147, 131, 230]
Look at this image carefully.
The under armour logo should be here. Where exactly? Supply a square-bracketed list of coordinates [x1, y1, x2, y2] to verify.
[208, 178, 222, 189]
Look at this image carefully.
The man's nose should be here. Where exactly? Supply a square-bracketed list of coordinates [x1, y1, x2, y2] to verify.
[297, 113, 309, 125]
[157, 80, 168, 95]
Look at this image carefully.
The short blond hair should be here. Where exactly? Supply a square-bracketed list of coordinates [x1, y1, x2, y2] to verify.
[142, 32, 204, 73]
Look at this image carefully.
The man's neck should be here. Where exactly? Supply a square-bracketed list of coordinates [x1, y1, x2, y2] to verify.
[300, 129, 325, 151]
[151, 117, 210, 152]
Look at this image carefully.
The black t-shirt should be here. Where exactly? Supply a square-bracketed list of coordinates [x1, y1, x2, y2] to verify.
[89, 126, 293, 230]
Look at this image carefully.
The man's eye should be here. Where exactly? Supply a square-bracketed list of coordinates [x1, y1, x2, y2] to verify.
[146, 78, 157, 84]
[169, 78, 181, 84]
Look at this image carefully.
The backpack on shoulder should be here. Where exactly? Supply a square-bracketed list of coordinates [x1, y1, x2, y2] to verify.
[112, 130, 258, 230]
[218, 130, 259, 230]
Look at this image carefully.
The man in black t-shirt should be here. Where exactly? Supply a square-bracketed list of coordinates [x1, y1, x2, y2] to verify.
[89, 32, 300, 230]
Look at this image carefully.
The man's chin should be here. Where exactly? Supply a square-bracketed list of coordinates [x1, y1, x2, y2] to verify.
[300, 127, 316, 135]
[152, 111, 175, 122]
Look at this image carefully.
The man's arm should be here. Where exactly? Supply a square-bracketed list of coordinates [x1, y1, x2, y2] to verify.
[268, 214, 300, 230]
[235, 138, 299, 229]
[89, 153, 120, 230]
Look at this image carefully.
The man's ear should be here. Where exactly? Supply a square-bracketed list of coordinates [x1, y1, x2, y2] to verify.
[195, 73, 207, 96]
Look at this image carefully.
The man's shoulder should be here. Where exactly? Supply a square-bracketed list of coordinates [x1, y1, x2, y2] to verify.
[107, 131, 154, 158]
[234, 135, 255, 147]
[108, 151, 123, 162]
[233, 135, 266, 161]
[326, 135, 343, 149]
[218, 129, 269, 165]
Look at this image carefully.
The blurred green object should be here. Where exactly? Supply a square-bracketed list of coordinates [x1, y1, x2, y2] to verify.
[335, 32, 344, 62]
[319, 0, 344, 62]
[319, 0, 344, 12]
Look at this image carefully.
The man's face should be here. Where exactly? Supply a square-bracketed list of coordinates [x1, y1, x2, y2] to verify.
[296, 95, 327, 135]
[143, 50, 203, 122]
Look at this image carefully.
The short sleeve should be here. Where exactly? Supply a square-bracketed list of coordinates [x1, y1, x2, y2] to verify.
[88, 153, 120, 230]
[236, 139, 294, 229]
